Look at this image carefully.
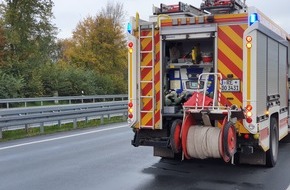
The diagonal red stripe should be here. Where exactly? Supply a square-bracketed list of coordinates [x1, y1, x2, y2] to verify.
[141, 83, 152, 96]
[218, 49, 243, 79]
[154, 32, 160, 40]
[154, 110, 160, 124]
[218, 28, 243, 58]
[220, 94, 230, 106]
[229, 25, 245, 37]
[141, 68, 151, 80]
[155, 90, 160, 102]
[141, 113, 153, 126]
[142, 99, 152, 111]
[145, 118, 153, 126]
[154, 70, 160, 83]
[219, 89, 242, 106]
[155, 52, 160, 63]
[234, 92, 242, 103]
[141, 30, 150, 36]
[142, 40, 152, 51]
[140, 53, 153, 67]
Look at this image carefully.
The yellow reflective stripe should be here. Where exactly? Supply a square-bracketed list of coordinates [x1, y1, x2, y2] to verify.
[129, 52, 133, 99]
[247, 48, 251, 100]
[220, 26, 243, 47]
[141, 112, 152, 126]
[218, 39, 243, 70]
[218, 59, 239, 78]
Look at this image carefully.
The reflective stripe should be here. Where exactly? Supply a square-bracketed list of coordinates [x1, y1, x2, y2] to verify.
[218, 24, 247, 107]
[140, 30, 161, 129]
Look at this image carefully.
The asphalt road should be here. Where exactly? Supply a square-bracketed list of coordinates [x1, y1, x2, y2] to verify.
[0, 122, 290, 190]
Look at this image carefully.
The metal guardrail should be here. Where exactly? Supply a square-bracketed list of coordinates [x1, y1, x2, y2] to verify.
[0, 101, 128, 139]
[0, 94, 128, 108]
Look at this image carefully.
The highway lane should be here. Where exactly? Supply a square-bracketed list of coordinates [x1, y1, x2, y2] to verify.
[0, 122, 290, 190]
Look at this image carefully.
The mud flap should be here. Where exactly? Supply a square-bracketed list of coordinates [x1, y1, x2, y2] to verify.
[239, 148, 266, 165]
[154, 147, 174, 158]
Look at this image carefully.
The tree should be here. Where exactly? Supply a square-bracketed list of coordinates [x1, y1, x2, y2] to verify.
[0, 0, 57, 65]
[100, 1, 125, 28]
[0, 0, 58, 97]
[0, 25, 7, 66]
[0, 70, 24, 98]
[58, 1, 128, 93]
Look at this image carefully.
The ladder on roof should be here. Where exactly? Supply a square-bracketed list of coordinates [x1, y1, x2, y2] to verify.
[153, 2, 202, 16]
[201, 0, 246, 14]
[138, 22, 156, 129]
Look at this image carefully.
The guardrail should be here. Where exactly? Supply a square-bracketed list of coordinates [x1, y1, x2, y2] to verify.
[0, 94, 128, 108]
[0, 101, 128, 139]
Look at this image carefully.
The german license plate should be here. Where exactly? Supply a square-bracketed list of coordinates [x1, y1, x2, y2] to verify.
[221, 79, 240, 92]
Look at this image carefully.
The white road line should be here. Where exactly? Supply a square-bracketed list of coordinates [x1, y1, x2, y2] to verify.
[0, 125, 128, 151]
[286, 184, 290, 190]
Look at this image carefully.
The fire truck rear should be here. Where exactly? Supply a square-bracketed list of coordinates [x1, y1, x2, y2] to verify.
[127, 0, 290, 167]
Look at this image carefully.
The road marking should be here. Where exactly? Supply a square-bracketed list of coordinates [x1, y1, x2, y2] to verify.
[0, 125, 128, 151]
[286, 184, 290, 190]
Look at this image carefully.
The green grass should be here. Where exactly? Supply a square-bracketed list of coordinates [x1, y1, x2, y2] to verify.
[1, 116, 125, 142]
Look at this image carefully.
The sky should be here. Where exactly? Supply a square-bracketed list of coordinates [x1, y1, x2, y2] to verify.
[52, 0, 290, 39]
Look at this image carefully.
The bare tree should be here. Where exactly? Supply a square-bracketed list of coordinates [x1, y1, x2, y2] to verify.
[99, 1, 125, 27]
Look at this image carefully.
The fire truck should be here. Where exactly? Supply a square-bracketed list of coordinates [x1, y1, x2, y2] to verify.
[127, 0, 290, 167]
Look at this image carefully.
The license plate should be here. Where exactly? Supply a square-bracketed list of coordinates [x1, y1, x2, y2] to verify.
[221, 79, 240, 92]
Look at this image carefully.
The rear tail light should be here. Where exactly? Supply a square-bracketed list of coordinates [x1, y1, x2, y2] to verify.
[245, 104, 253, 124]
[128, 42, 134, 54]
[244, 134, 250, 139]
[246, 35, 252, 49]
[128, 101, 133, 119]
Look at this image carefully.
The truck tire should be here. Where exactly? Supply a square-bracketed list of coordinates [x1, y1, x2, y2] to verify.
[170, 119, 182, 153]
[221, 121, 237, 162]
[266, 117, 279, 167]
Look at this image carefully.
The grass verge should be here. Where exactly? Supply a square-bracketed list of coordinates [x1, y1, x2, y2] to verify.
[1, 116, 125, 142]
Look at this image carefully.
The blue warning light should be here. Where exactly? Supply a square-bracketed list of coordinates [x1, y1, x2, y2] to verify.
[249, 13, 258, 26]
[127, 23, 132, 34]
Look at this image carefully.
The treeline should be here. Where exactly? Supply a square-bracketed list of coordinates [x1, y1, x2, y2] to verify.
[0, 0, 127, 98]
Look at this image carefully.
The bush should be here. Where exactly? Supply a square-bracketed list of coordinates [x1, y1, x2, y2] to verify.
[0, 70, 24, 98]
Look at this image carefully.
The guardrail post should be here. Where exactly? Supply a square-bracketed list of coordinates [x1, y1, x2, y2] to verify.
[25, 124, 29, 133]
[123, 112, 126, 121]
[40, 123, 44, 134]
[108, 114, 111, 120]
[100, 115, 104, 124]
[73, 119, 77, 129]
[0, 128, 2, 139]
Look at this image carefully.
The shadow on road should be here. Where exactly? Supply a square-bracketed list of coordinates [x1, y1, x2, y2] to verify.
[137, 142, 290, 190]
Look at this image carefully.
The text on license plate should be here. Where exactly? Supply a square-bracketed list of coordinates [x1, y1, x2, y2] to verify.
[221, 79, 240, 92]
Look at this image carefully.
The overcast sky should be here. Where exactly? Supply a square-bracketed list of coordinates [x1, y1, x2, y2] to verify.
[52, 0, 290, 39]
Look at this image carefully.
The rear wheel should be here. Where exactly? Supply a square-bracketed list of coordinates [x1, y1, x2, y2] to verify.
[221, 121, 237, 162]
[170, 119, 182, 153]
[266, 117, 279, 167]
